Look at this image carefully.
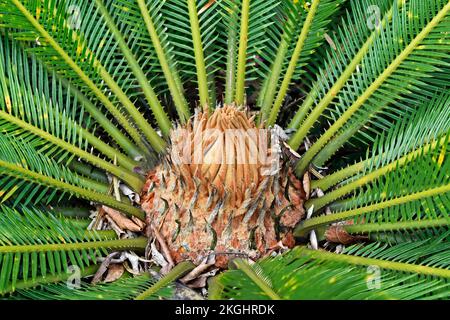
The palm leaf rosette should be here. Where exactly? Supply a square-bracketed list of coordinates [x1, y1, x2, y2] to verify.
[0, 0, 448, 300]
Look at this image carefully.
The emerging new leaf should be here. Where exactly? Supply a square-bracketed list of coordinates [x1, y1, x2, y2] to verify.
[142, 106, 306, 267]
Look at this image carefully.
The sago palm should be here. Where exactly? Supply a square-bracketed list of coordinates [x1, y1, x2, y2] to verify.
[0, 0, 449, 300]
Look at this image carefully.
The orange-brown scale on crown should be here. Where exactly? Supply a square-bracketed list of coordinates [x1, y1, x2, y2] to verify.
[141, 105, 305, 268]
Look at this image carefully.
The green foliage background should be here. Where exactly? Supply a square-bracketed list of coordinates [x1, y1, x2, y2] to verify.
[0, 0, 448, 299]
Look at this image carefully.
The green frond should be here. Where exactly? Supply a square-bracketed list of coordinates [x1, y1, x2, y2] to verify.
[220, 0, 284, 106]
[229, 259, 281, 300]
[135, 0, 190, 122]
[343, 231, 450, 269]
[311, 67, 450, 169]
[358, 226, 450, 245]
[135, 261, 195, 300]
[0, 134, 144, 218]
[0, 35, 143, 185]
[0, 134, 89, 205]
[305, 92, 450, 216]
[94, 0, 172, 135]
[343, 219, 449, 240]
[210, 245, 450, 300]
[0, 205, 147, 295]
[187, 0, 210, 108]
[10, 272, 173, 300]
[0, 117, 144, 191]
[295, 131, 449, 236]
[288, 0, 400, 133]
[262, 0, 346, 125]
[161, 0, 222, 108]
[1, 0, 165, 151]
[294, 0, 450, 175]
[222, 0, 239, 105]
[58, 77, 144, 161]
[0, 35, 86, 158]
[234, 0, 251, 106]
[255, 0, 306, 112]
[312, 91, 450, 193]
